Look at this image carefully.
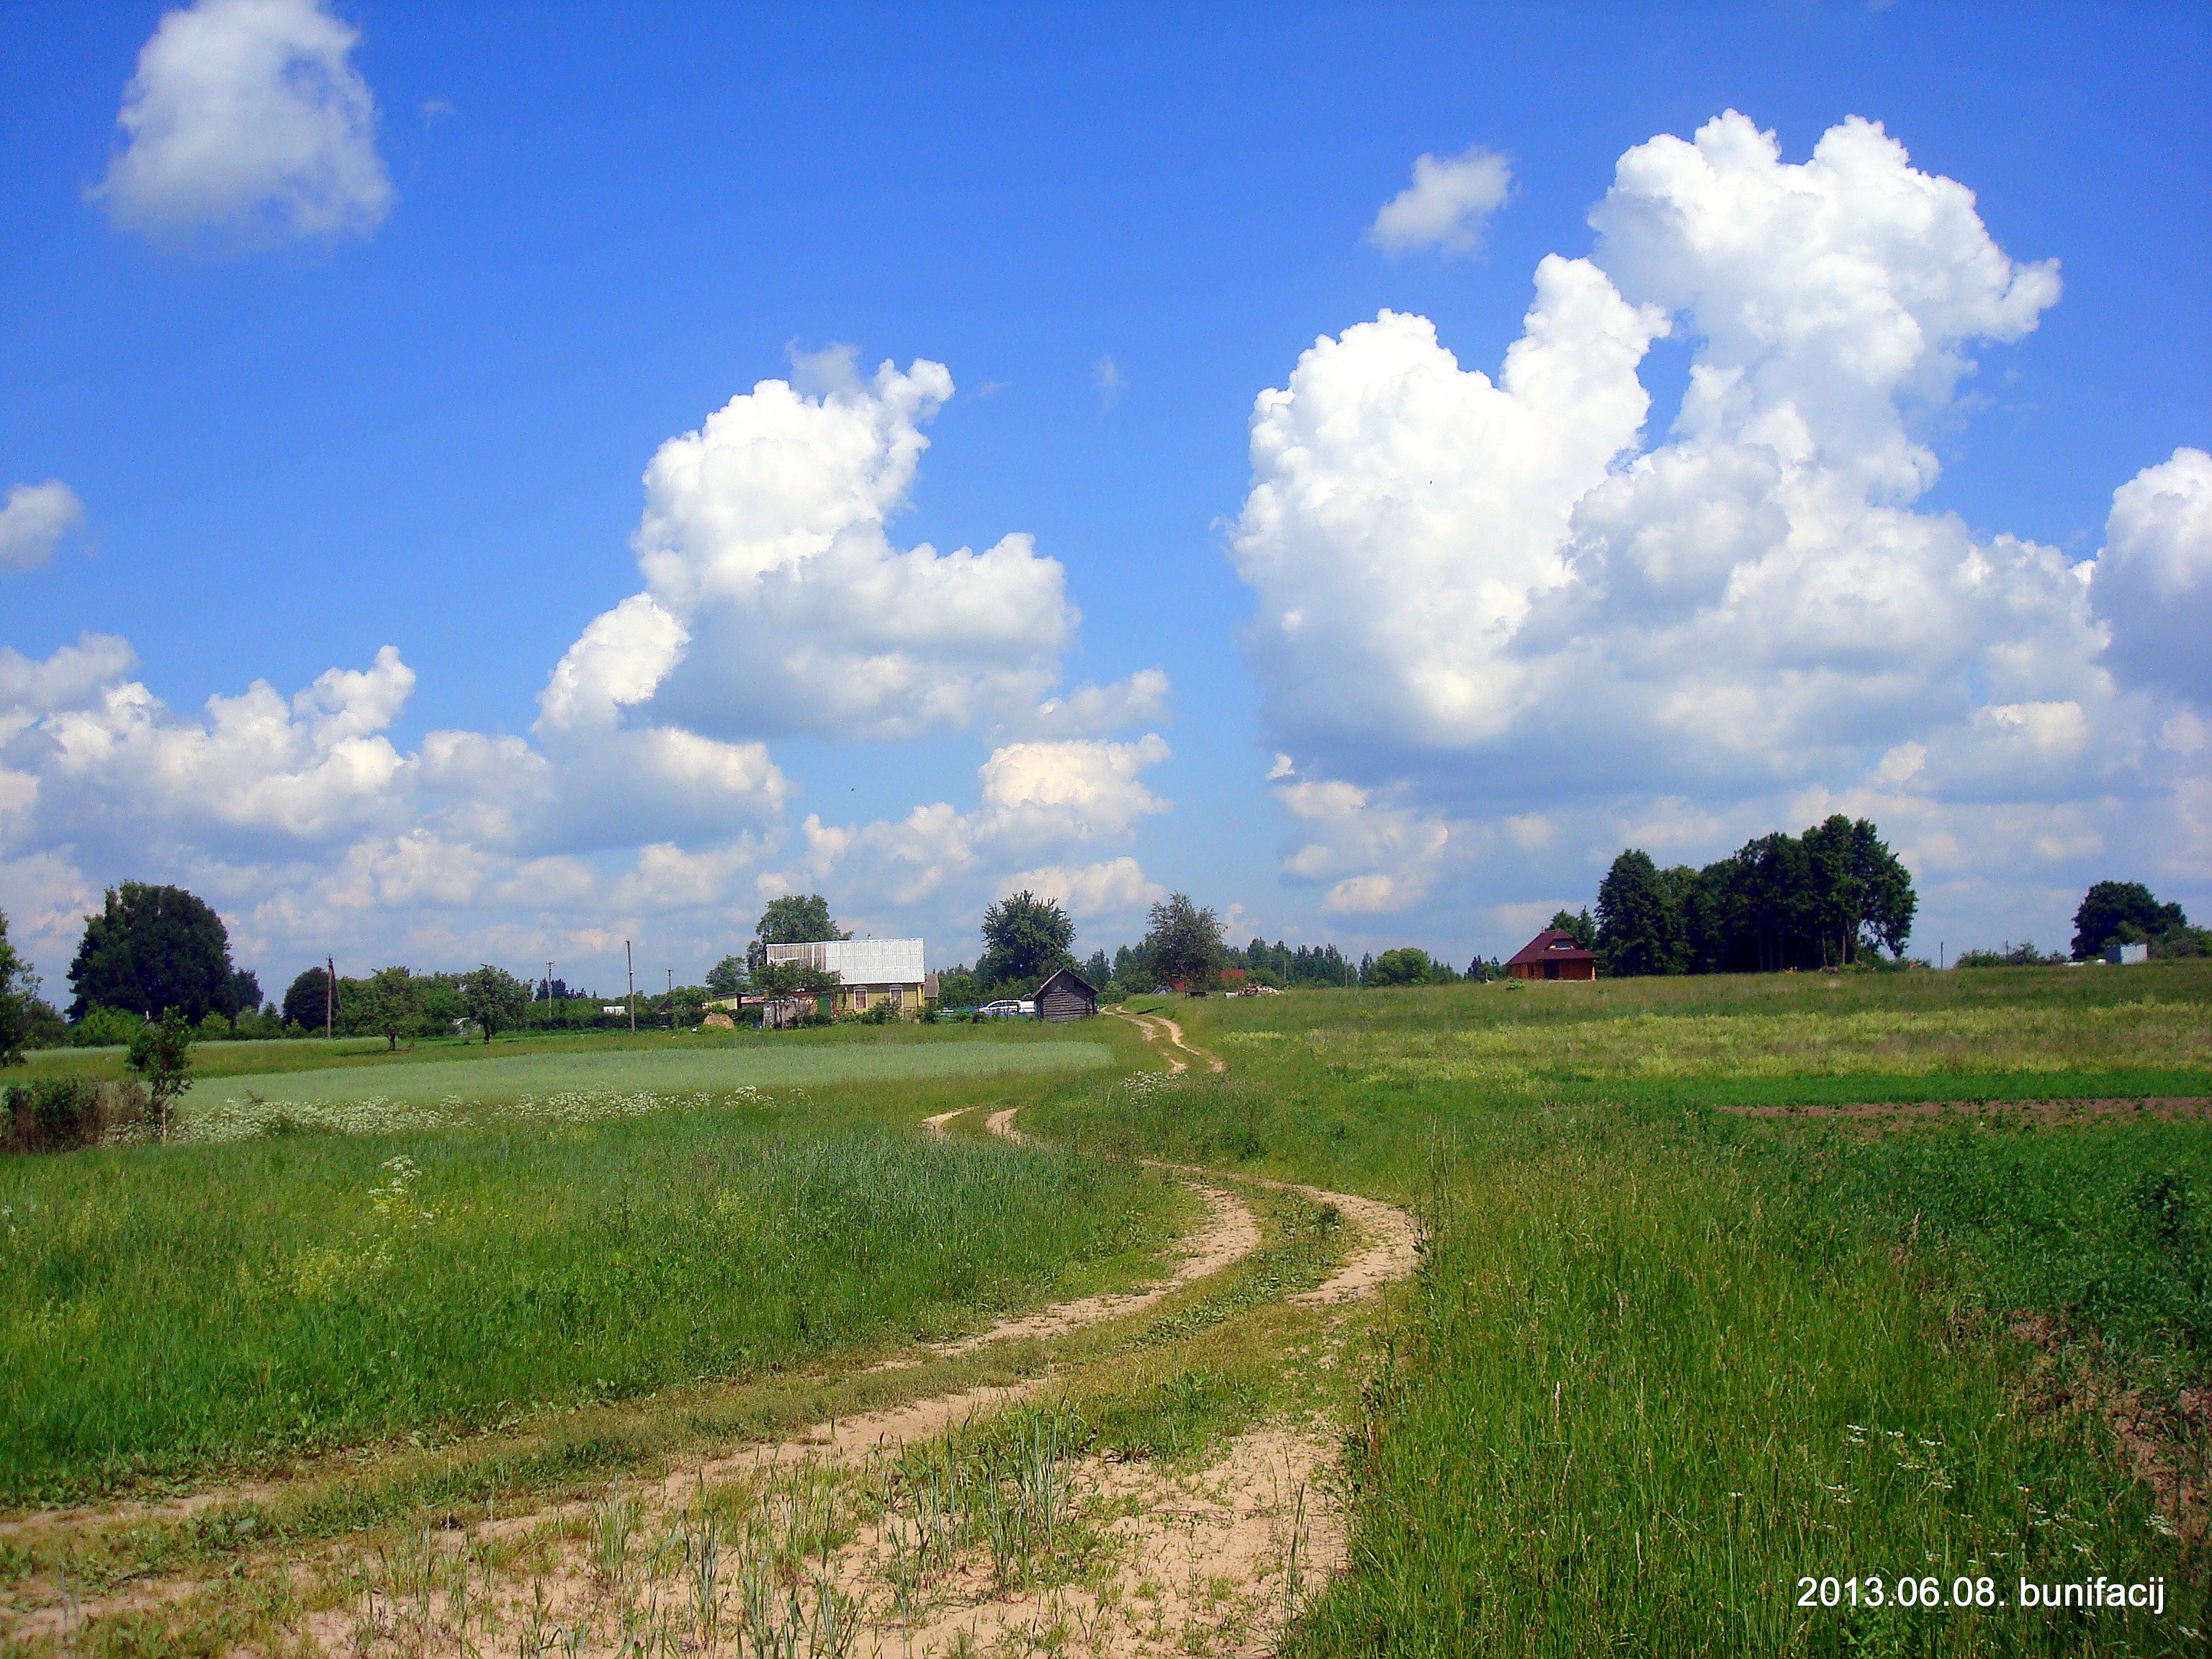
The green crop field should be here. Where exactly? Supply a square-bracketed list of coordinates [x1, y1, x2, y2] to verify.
[0, 1047, 1172, 1508]
[1035, 962, 2212, 1655]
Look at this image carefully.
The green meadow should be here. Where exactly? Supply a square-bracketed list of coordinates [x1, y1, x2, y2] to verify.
[5, 966, 2211, 1656]
[0, 1028, 1166, 1508]
[1036, 961, 2212, 1655]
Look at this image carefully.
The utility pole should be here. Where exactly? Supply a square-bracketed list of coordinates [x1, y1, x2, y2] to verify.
[666, 968, 674, 1030]
[626, 940, 637, 1033]
[325, 956, 336, 1040]
[546, 960, 554, 1029]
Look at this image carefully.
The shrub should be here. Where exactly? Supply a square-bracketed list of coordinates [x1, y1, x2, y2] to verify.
[67, 1005, 144, 1047]
[2, 1077, 149, 1154]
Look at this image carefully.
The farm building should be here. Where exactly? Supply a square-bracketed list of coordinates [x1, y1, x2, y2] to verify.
[768, 938, 928, 1017]
[1506, 929, 1597, 981]
[700, 938, 929, 1021]
[1032, 966, 1100, 1022]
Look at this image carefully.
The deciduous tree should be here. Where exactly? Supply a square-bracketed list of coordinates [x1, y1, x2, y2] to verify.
[1143, 893, 1223, 991]
[977, 891, 1076, 990]
[66, 882, 236, 1022]
[1367, 947, 1433, 986]
[458, 965, 529, 1044]
[282, 966, 333, 1031]
[2072, 881, 2188, 961]
[125, 1007, 194, 1141]
[1595, 850, 1678, 976]
[0, 908, 30, 1069]
[352, 965, 422, 1051]
[750, 896, 848, 968]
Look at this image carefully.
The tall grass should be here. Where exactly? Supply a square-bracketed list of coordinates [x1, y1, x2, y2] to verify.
[0, 1102, 1169, 1506]
[1036, 968, 2212, 1655]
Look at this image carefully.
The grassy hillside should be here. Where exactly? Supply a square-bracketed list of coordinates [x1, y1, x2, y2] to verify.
[1035, 963, 2212, 1655]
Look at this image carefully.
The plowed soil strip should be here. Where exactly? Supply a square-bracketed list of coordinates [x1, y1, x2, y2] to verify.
[1722, 1096, 2212, 1121]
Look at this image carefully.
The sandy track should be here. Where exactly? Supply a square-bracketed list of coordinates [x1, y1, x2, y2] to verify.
[1109, 1007, 1224, 1073]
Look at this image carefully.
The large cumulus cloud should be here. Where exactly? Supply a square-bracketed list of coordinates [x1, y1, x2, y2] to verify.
[1238, 111, 2205, 936]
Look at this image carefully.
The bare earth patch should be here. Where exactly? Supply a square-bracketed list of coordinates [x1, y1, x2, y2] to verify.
[1721, 1096, 2212, 1122]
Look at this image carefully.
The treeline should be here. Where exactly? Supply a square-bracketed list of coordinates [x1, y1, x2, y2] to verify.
[1585, 814, 1917, 977]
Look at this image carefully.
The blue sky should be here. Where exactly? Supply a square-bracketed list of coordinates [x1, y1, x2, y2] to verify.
[1, 1, 2207, 994]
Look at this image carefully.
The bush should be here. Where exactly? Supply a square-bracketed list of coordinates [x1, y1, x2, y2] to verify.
[66, 1005, 144, 1047]
[1955, 941, 2068, 968]
[2, 1077, 149, 1154]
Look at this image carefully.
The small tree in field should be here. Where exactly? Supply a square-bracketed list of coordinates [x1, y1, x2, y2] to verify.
[1367, 947, 1433, 986]
[458, 965, 530, 1044]
[1143, 893, 1223, 991]
[352, 965, 421, 1051]
[126, 1007, 194, 1141]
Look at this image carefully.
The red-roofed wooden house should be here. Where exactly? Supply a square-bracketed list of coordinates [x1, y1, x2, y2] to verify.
[1506, 929, 1597, 981]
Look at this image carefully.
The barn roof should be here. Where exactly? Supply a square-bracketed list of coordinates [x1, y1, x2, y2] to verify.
[1506, 929, 1596, 967]
[1033, 966, 1099, 996]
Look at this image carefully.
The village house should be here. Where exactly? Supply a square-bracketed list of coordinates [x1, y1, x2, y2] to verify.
[702, 938, 929, 1021]
[1506, 929, 1597, 981]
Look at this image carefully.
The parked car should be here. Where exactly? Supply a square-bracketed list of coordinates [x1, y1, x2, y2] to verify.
[978, 999, 1035, 1017]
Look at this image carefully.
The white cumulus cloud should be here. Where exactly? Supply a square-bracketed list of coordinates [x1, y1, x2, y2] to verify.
[0, 483, 86, 573]
[574, 354, 1077, 742]
[1004, 856, 1164, 920]
[1237, 110, 2200, 945]
[2093, 447, 2212, 706]
[96, 0, 391, 243]
[1368, 145, 1514, 256]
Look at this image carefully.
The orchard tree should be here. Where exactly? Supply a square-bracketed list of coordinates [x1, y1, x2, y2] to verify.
[66, 882, 237, 1022]
[352, 965, 422, 1051]
[977, 891, 1076, 990]
[704, 955, 748, 997]
[752, 961, 839, 1001]
[1143, 893, 1223, 991]
[458, 965, 530, 1044]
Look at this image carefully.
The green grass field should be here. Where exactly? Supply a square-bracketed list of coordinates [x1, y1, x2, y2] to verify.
[6, 966, 2211, 1656]
[0, 1038, 1169, 1508]
[1037, 962, 2212, 1655]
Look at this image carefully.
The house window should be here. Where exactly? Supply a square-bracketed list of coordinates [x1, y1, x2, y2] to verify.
[853, 987, 869, 1011]
[889, 988, 904, 1011]
[1544, 961, 1560, 981]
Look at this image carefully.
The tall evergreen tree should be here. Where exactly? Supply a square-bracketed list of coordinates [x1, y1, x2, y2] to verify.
[1594, 850, 1680, 976]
